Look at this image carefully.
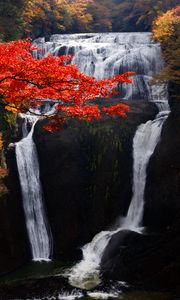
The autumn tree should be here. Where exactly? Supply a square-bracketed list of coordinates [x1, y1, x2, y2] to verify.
[64, 0, 93, 32]
[22, 0, 69, 38]
[133, 0, 179, 31]
[0, 39, 134, 132]
[152, 6, 180, 101]
[21, 0, 93, 38]
[1, 0, 179, 40]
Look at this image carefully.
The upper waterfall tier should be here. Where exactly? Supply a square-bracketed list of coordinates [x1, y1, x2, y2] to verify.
[33, 32, 167, 101]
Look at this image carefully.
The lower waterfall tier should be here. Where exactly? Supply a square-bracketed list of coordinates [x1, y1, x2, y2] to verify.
[0, 100, 179, 294]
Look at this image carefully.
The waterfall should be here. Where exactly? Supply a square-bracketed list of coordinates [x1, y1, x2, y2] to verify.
[33, 32, 165, 101]
[121, 107, 169, 231]
[32, 32, 170, 285]
[35, 33, 171, 288]
[15, 114, 53, 261]
[68, 230, 112, 289]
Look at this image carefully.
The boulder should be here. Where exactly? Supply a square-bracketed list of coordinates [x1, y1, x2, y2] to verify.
[101, 217, 180, 293]
[101, 229, 154, 282]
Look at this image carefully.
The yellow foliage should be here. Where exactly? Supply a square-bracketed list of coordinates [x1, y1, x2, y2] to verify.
[152, 6, 180, 43]
[61, 0, 93, 31]
[65, 0, 92, 16]
[22, 0, 92, 34]
[22, 0, 65, 33]
[5, 105, 20, 114]
[152, 6, 180, 90]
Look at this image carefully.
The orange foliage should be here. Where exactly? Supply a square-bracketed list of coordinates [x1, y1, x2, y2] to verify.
[152, 6, 180, 43]
[152, 6, 180, 86]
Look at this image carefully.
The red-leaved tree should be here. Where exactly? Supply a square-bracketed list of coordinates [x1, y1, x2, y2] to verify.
[0, 39, 135, 132]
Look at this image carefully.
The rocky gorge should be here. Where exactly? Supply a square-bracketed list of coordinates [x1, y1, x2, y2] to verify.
[0, 32, 179, 299]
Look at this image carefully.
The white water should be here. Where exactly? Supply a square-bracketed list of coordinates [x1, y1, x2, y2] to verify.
[121, 106, 169, 230]
[33, 32, 165, 101]
[15, 114, 53, 261]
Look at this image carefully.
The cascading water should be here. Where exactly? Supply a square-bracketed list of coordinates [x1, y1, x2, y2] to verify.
[121, 105, 170, 231]
[16, 114, 53, 261]
[33, 33, 170, 285]
[33, 32, 164, 101]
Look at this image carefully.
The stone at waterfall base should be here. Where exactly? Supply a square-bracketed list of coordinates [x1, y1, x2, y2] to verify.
[100, 227, 180, 293]
[101, 230, 154, 281]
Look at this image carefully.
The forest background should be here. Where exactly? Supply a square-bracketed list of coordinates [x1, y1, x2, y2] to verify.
[0, 0, 179, 41]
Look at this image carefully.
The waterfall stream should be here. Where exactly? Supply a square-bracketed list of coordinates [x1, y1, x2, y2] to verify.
[15, 114, 53, 261]
[121, 106, 170, 231]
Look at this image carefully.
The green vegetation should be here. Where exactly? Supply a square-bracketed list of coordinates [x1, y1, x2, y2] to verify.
[0, 103, 16, 133]
[0, 0, 25, 41]
[0, 100, 16, 170]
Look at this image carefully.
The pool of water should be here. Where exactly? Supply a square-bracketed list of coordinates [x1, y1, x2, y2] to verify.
[0, 262, 175, 300]
[11, 291, 172, 300]
[0, 260, 67, 283]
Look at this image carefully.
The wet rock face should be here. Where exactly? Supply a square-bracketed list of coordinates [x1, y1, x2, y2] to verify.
[33, 100, 157, 260]
[0, 150, 30, 276]
[101, 229, 144, 267]
[168, 81, 180, 109]
[144, 104, 180, 230]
